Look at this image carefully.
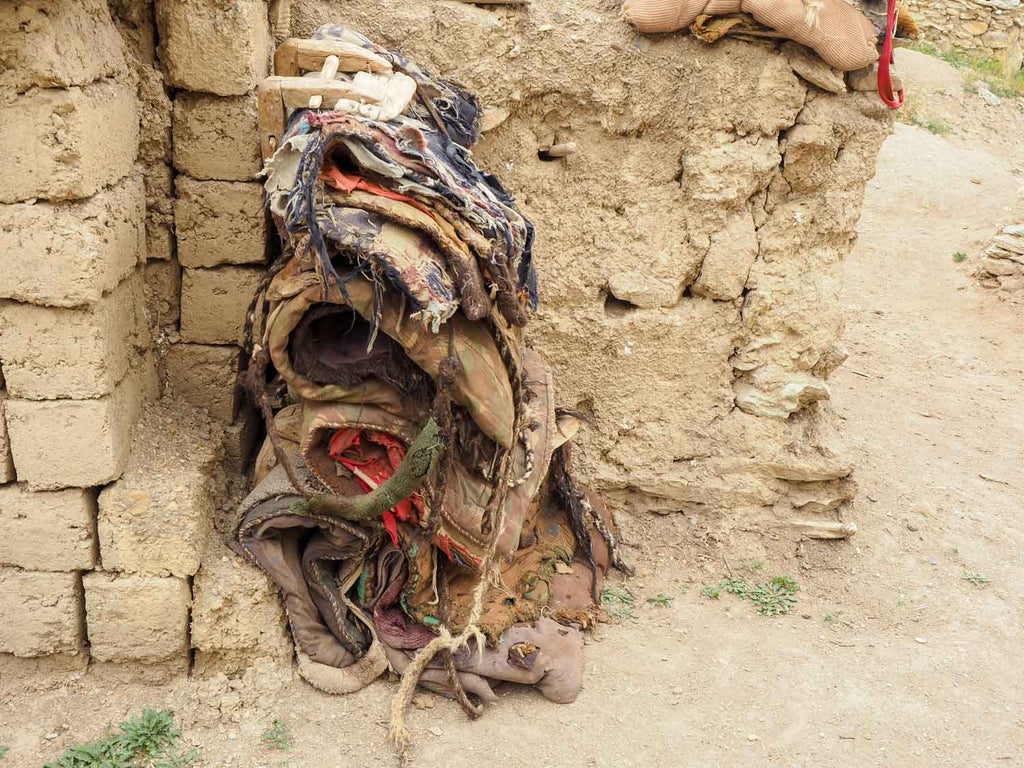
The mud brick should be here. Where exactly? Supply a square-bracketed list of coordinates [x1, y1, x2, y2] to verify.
[0, 568, 83, 657]
[162, 343, 240, 424]
[5, 360, 157, 490]
[0, 272, 150, 400]
[172, 93, 261, 181]
[0, 175, 144, 307]
[155, 0, 271, 96]
[0, 0, 126, 90]
[180, 266, 263, 345]
[0, 79, 138, 204]
[83, 572, 191, 664]
[175, 178, 267, 268]
[0, 485, 96, 571]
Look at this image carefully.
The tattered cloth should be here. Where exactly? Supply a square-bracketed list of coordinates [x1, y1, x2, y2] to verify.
[237, 24, 627, 721]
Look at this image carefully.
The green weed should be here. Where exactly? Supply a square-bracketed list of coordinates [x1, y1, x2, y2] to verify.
[962, 572, 991, 586]
[720, 576, 750, 597]
[601, 584, 637, 620]
[747, 577, 800, 617]
[952, 251, 968, 263]
[261, 720, 293, 752]
[0, 746, 8, 760]
[43, 709, 195, 768]
[739, 558, 765, 573]
[701, 575, 799, 616]
[646, 593, 674, 608]
[823, 611, 843, 622]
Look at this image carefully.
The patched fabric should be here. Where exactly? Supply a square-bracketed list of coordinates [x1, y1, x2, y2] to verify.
[238, 26, 628, 720]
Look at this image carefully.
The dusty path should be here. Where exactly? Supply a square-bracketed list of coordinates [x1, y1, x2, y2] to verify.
[3, 54, 1024, 768]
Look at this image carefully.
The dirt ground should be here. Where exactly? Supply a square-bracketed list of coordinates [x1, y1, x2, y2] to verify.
[3, 50, 1024, 768]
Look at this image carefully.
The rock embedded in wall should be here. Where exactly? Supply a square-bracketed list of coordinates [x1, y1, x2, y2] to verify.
[976, 199, 1024, 293]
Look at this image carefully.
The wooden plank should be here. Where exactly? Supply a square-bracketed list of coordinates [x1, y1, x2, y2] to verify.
[257, 79, 286, 163]
[274, 38, 391, 77]
[273, 75, 382, 110]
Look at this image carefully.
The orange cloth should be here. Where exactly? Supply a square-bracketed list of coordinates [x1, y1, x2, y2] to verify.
[321, 166, 435, 219]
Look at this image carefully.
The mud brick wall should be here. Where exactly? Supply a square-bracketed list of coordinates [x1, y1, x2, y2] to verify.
[1, 0, 892, 681]
[0, 0, 289, 684]
[0, 0, 154, 673]
[904, 0, 1024, 74]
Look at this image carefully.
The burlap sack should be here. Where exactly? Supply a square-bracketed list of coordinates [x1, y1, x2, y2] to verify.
[621, 0, 879, 71]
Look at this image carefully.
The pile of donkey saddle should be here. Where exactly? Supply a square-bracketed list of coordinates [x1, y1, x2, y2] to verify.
[235, 26, 630, 745]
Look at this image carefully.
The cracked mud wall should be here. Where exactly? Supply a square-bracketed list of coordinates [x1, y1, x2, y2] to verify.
[293, 0, 893, 527]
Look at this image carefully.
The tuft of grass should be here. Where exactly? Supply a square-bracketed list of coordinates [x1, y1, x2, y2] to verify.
[261, 720, 293, 752]
[952, 251, 968, 263]
[43, 709, 196, 768]
[962, 572, 991, 587]
[701, 575, 800, 616]
[0, 746, 8, 760]
[911, 41, 1024, 99]
[739, 558, 765, 573]
[600, 584, 637, 620]
[898, 94, 952, 135]
[646, 593, 674, 608]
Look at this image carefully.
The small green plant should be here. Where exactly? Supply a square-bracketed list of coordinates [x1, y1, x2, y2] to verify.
[43, 709, 195, 768]
[261, 720, 294, 752]
[719, 576, 750, 597]
[0, 746, 9, 760]
[747, 577, 800, 617]
[701, 575, 799, 616]
[739, 558, 765, 573]
[823, 610, 843, 622]
[962, 572, 991, 586]
[646, 593, 674, 608]
[952, 251, 968, 263]
[600, 584, 637, 620]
